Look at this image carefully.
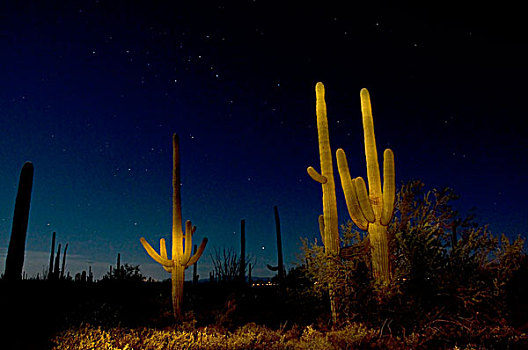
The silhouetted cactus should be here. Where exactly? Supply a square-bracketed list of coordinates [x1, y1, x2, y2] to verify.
[117, 253, 121, 279]
[4, 162, 34, 281]
[53, 243, 61, 278]
[47, 232, 69, 280]
[266, 206, 285, 285]
[140, 133, 208, 319]
[239, 219, 246, 283]
[60, 243, 68, 279]
[192, 244, 199, 286]
[88, 266, 93, 283]
[48, 231, 56, 279]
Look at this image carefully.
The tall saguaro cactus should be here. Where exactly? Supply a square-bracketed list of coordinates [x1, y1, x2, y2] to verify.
[336, 88, 395, 284]
[307, 83, 340, 323]
[4, 162, 34, 281]
[140, 134, 208, 319]
[307, 82, 340, 254]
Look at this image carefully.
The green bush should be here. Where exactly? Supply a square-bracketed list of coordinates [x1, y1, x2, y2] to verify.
[301, 180, 527, 348]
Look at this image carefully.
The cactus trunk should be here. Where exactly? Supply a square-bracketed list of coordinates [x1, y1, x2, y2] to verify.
[4, 162, 34, 281]
[117, 253, 121, 279]
[61, 243, 68, 279]
[171, 263, 185, 319]
[53, 244, 61, 278]
[336, 88, 395, 285]
[274, 206, 284, 283]
[140, 133, 208, 320]
[369, 222, 390, 281]
[48, 231, 56, 279]
[307, 83, 340, 323]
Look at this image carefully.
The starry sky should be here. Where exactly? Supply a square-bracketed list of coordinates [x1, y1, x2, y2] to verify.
[1, 1, 527, 280]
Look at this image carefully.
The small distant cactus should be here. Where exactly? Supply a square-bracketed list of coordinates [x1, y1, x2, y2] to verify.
[117, 253, 121, 279]
[266, 206, 285, 285]
[192, 244, 199, 286]
[60, 243, 68, 279]
[48, 232, 69, 280]
[4, 162, 34, 281]
[53, 243, 61, 278]
[239, 220, 246, 283]
[48, 231, 56, 279]
[140, 133, 208, 320]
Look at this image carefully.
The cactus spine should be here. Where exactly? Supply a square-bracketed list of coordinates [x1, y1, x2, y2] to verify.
[336, 88, 395, 284]
[307, 83, 340, 254]
[4, 162, 34, 281]
[140, 133, 208, 320]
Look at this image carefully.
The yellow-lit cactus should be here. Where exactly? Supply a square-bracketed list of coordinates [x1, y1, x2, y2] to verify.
[307, 82, 340, 254]
[336, 88, 395, 284]
[140, 134, 208, 319]
[307, 82, 340, 323]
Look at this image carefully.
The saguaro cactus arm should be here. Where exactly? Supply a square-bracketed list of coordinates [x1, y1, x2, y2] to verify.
[180, 221, 194, 266]
[307, 167, 327, 184]
[381, 149, 395, 225]
[318, 215, 325, 241]
[267, 264, 279, 271]
[140, 237, 173, 267]
[336, 149, 370, 230]
[186, 237, 208, 267]
[159, 238, 172, 272]
[160, 238, 168, 260]
[353, 177, 376, 223]
[360, 88, 383, 216]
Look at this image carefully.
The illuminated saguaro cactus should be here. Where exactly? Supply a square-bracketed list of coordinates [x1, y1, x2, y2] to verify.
[307, 82, 340, 254]
[336, 88, 395, 284]
[307, 82, 340, 323]
[140, 134, 208, 319]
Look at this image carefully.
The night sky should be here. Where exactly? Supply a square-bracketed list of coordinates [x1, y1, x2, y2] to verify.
[1, 1, 527, 281]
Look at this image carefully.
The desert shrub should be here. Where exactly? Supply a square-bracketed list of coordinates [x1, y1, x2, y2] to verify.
[210, 247, 241, 283]
[51, 322, 385, 350]
[302, 180, 527, 347]
[101, 263, 144, 282]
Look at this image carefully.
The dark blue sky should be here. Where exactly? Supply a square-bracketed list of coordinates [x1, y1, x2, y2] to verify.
[1, 0, 527, 280]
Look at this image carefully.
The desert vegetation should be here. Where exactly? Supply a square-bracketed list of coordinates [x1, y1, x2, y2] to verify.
[2, 84, 527, 349]
[2, 181, 526, 349]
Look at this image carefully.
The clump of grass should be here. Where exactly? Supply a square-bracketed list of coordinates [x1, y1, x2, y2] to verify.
[51, 322, 383, 350]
